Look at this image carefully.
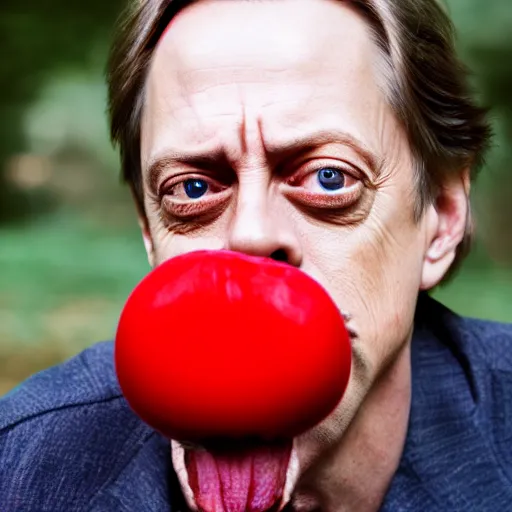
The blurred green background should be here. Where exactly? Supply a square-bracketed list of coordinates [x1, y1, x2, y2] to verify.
[1, 0, 511, 395]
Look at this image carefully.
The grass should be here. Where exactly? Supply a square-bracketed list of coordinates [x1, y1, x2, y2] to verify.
[0, 213, 147, 394]
[0, 215, 147, 339]
[1, 211, 511, 396]
[434, 267, 512, 323]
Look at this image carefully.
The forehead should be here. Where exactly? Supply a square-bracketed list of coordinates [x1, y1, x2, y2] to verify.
[157, 0, 374, 68]
[142, 0, 388, 159]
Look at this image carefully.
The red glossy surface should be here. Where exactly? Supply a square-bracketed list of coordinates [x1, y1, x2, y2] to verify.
[115, 250, 351, 442]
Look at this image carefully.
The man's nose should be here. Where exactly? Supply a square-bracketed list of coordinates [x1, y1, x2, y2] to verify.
[226, 191, 302, 267]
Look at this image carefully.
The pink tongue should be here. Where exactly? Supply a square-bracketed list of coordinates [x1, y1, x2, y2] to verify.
[186, 442, 292, 512]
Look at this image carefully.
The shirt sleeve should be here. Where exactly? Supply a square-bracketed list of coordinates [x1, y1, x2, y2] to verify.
[0, 342, 146, 512]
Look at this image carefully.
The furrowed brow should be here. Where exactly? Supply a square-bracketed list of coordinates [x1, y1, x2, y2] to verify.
[146, 146, 229, 195]
[146, 130, 383, 194]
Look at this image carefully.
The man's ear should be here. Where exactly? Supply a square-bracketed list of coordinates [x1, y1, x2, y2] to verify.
[130, 185, 155, 268]
[420, 169, 471, 290]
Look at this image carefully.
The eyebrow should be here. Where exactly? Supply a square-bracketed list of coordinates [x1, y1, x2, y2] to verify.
[147, 145, 229, 195]
[263, 130, 383, 176]
[146, 130, 383, 194]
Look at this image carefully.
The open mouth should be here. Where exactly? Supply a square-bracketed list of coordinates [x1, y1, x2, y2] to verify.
[168, 313, 356, 512]
[171, 439, 300, 512]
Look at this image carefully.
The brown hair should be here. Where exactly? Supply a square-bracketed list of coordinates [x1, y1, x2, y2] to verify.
[107, 0, 491, 280]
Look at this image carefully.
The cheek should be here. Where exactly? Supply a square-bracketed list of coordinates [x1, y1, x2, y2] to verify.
[303, 194, 424, 374]
[351, 221, 423, 338]
[144, 197, 231, 266]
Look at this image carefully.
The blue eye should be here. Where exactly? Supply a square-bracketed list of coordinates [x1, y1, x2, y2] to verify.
[317, 168, 345, 191]
[184, 179, 209, 199]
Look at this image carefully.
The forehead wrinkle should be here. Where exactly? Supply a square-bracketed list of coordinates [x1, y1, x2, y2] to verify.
[233, 105, 269, 169]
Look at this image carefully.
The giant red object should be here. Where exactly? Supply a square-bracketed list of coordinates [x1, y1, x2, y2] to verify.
[115, 250, 351, 442]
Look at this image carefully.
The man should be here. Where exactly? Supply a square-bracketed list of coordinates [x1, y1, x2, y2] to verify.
[1, 0, 511, 510]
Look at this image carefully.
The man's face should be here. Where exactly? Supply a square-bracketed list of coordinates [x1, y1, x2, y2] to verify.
[140, 0, 435, 501]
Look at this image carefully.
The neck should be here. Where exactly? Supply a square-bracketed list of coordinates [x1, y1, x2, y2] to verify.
[294, 341, 412, 512]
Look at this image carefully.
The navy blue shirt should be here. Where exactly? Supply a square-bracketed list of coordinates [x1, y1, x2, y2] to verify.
[1, 294, 511, 511]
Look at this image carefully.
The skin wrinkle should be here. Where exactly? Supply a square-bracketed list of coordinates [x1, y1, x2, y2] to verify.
[284, 187, 376, 228]
[137, 1, 471, 510]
